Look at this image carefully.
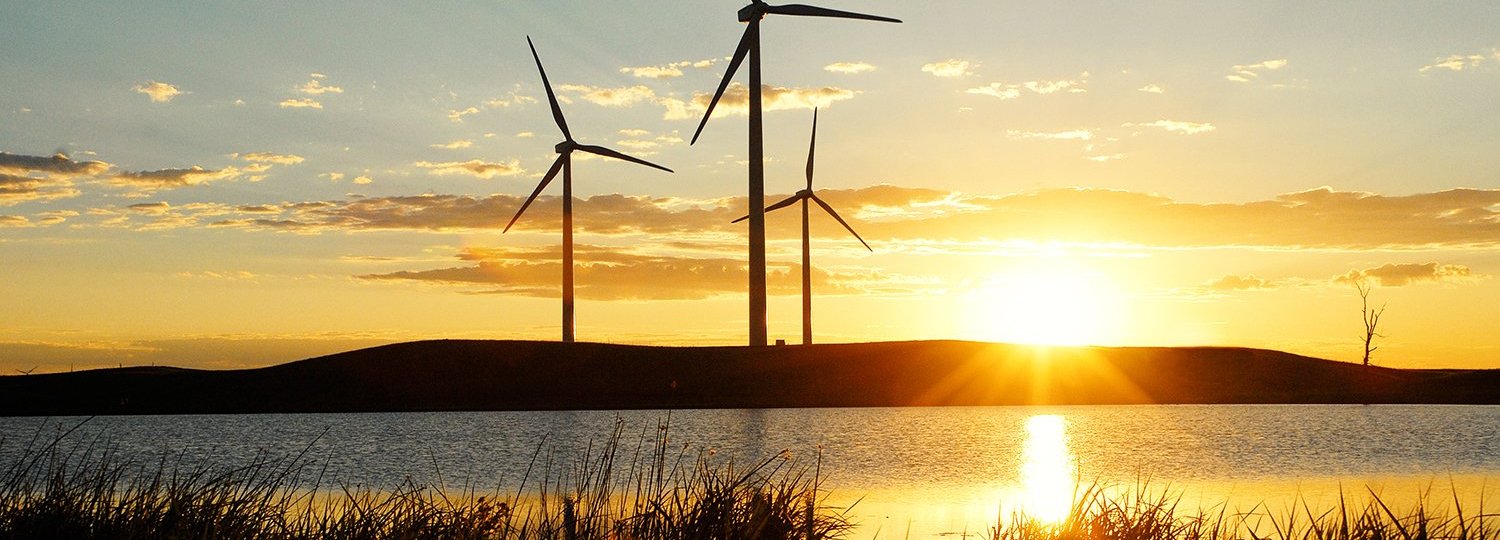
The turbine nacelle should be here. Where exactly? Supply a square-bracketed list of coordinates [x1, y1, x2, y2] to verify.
[554, 140, 577, 154]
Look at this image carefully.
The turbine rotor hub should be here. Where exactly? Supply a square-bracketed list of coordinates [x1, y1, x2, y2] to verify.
[737, 3, 765, 22]
[554, 141, 576, 154]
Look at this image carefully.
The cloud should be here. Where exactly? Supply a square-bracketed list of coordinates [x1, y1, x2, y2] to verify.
[360, 245, 877, 301]
[0, 152, 111, 178]
[1138, 84, 1164, 94]
[921, 59, 973, 78]
[558, 84, 657, 107]
[0, 173, 80, 206]
[352, 175, 373, 185]
[107, 166, 249, 189]
[430, 139, 474, 150]
[0, 215, 31, 227]
[483, 92, 538, 109]
[1124, 120, 1216, 134]
[1419, 49, 1498, 73]
[413, 159, 524, 179]
[1336, 263, 1474, 287]
[965, 84, 1021, 100]
[1206, 274, 1278, 292]
[114, 184, 1500, 252]
[1007, 129, 1095, 141]
[280, 98, 323, 109]
[516, 131, 535, 138]
[825, 62, 876, 74]
[234, 152, 305, 165]
[619, 58, 719, 79]
[133, 81, 183, 103]
[297, 78, 343, 95]
[1227, 59, 1288, 82]
[966, 76, 1088, 100]
[661, 83, 857, 120]
[1084, 153, 1128, 162]
[446, 106, 479, 122]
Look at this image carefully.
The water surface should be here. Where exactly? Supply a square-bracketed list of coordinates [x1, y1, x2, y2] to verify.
[3, 405, 1496, 537]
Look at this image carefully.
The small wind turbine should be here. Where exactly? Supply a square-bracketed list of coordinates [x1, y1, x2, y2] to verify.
[734, 109, 870, 345]
[692, 0, 900, 346]
[506, 36, 674, 343]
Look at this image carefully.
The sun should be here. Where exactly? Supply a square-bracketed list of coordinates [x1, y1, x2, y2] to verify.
[963, 262, 1125, 346]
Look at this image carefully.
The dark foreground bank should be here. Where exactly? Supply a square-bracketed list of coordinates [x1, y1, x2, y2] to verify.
[1, 340, 1497, 415]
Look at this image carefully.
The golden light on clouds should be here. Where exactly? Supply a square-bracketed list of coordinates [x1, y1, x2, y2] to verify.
[921, 59, 974, 78]
[133, 81, 183, 103]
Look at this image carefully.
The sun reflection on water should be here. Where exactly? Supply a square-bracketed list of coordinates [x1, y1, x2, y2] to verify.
[1017, 414, 1077, 524]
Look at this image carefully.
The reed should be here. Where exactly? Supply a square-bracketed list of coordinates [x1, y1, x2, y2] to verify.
[0, 417, 849, 540]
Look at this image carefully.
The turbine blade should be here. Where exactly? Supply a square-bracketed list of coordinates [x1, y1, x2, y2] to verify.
[576, 144, 674, 173]
[527, 36, 572, 141]
[765, 193, 803, 214]
[765, 3, 902, 23]
[503, 155, 565, 233]
[811, 194, 872, 251]
[691, 23, 754, 145]
[805, 108, 817, 190]
[731, 193, 801, 223]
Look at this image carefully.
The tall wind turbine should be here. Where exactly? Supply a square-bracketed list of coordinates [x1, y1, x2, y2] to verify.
[692, 0, 899, 346]
[733, 109, 870, 345]
[506, 36, 674, 343]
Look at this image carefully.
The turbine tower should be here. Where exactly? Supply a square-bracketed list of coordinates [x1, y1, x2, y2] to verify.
[691, 0, 900, 347]
[506, 36, 674, 343]
[733, 109, 871, 345]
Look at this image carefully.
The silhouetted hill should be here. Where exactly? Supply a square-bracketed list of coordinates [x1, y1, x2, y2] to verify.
[1, 340, 1496, 416]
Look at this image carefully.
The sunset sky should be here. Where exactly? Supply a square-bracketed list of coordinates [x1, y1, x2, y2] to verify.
[3, 1, 1498, 372]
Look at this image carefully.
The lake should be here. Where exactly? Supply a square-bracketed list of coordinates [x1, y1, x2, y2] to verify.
[3, 405, 1497, 537]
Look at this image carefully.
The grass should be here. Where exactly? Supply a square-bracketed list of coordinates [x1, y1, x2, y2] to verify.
[988, 481, 1498, 540]
[1, 418, 1495, 540]
[0, 417, 849, 540]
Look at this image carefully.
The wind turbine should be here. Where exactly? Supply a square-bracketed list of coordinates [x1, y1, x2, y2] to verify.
[733, 109, 870, 345]
[505, 36, 674, 343]
[691, 0, 899, 346]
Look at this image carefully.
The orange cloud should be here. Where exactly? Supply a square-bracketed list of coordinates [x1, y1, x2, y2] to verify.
[360, 245, 888, 301]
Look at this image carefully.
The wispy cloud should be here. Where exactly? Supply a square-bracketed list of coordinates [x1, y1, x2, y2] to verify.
[360, 245, 885, 301]
[107, 165, 258, 190]
[966, 75, 1088, 100]
[1007, 129, 1095, 141]
[81, 183, 1500, 252]
[413, 159, 524, 179]
[133, 81, 183, 103]
[297, 77, 343, 95]
[1138, 84, 1164, 94]
[280, 98, 322, 109]
[1124, 120, 1216, 134]
[921, 59, 974, 78]
[825, 62, 876, 74]
[0, 173, 82, 206]
[1336, 263, 1474, 287]
[430, 139, 474, 150]
[0, 152, 111, 179]
[660, 83, 857, 120]
[446, 106, 479, 122]
[558, 84, 657, 107]
[619, 58, 718, 79]
[1419, 49, 1498, 73]
[234, 152, 305, 165]
[1226, 58, 1288, 82]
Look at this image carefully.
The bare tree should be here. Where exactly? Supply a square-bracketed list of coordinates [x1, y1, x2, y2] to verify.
[1354, 278, 1385, 366]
